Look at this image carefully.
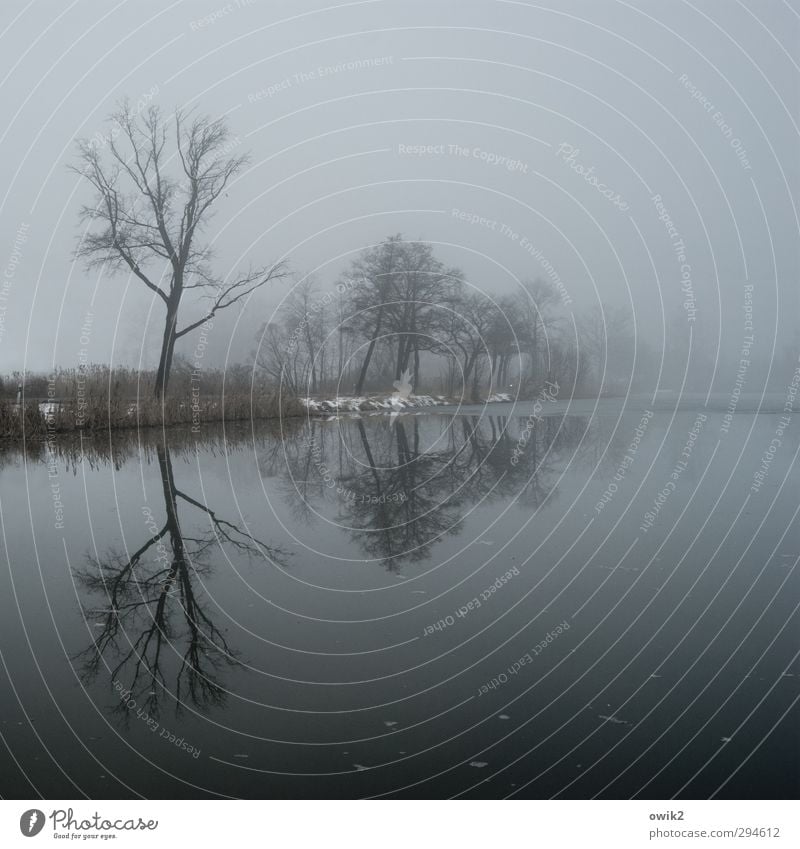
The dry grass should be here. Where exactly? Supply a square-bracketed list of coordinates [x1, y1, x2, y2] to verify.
[0, 364, 308, 441]
[0, 392, 303, 441]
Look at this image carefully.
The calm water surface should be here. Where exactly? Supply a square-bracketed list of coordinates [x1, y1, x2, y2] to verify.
[0, 404, 797, 798]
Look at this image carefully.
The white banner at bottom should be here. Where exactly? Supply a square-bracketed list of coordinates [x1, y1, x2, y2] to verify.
[1, 799, 796, 848]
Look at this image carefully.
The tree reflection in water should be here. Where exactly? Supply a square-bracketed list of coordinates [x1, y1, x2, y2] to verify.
[75, 442, 288, 721]
[72, 411, 589, 717]
[273, 412, 589, 569]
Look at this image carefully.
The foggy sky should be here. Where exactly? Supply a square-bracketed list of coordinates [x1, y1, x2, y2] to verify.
[0, 0, 797, 386]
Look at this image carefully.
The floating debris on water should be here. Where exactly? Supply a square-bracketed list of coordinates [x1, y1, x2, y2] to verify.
[598, 714, 630, 726]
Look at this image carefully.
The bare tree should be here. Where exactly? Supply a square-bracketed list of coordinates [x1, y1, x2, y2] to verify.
[284, 276, 327, 395]
[341, 236, 463, 395]
[344, 235, 403, 395]
[442, 291, 497, 402]
[73, 102, 288, 401]
[388, 240, 462, 389]
[511, 278, 563, 391]
[578, 303, 633, 395]
[255, 276, 336, 396]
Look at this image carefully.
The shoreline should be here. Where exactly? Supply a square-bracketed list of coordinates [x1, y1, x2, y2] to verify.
[2, 391, 794, 444]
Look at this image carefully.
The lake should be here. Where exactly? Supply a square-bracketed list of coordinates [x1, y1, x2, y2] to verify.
[0, 402, 797, 799]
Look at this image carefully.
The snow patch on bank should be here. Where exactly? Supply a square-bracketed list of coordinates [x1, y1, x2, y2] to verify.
[301, 391, 514, 414]
[301, 394, 446, 413]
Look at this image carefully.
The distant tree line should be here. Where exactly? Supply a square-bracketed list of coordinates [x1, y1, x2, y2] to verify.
[62, 103, 797, 411]
[256, 234, 647, 402]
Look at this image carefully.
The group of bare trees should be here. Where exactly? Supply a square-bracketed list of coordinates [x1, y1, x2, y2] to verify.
[74, 104, 641, 405]
[254, 235, 569, 402]
[254, 233, 641, 402]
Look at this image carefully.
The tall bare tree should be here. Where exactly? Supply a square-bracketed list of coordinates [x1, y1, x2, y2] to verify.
[342, 235, 461, 395]
[73, 102, 288, 401]
[511, 278, 563, 390]
[344, 235, 402, 395]
[441, 291, 497, 401]
[389, 240, 462, 388]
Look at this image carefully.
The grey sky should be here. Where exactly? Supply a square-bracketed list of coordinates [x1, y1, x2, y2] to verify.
[0, 0, 797, 383]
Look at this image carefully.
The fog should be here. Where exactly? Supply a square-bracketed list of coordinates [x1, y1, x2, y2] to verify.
[3, 0, 800, 809]
[0, 0, 797, 395]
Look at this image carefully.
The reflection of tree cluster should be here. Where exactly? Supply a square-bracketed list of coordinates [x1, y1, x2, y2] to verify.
[62, 412, 594, 719]
[275, 413, 590, 569]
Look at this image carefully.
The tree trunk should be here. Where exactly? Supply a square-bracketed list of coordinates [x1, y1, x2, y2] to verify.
[462, 352, 475, 399]
[395, 420, 410, 464]
[395, 335, 410, 381]
[471, 356, 481, 402]
[154, 300, 180, 402]
[337, 329, 344, 388]
[156, 443, 184, 592]
[395, 337, 403, 381]
[395, 299, 419, 381]
[355, 309, 383, 395]
[157, 443, 181, 538]
[304, 325, 318, 394]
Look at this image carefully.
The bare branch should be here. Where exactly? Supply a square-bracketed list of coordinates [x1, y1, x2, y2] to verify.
[175, 261, 289, 338]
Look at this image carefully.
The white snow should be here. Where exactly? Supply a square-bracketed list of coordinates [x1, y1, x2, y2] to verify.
[300, 392, 514, 414]
[300, 394, 446, 413]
